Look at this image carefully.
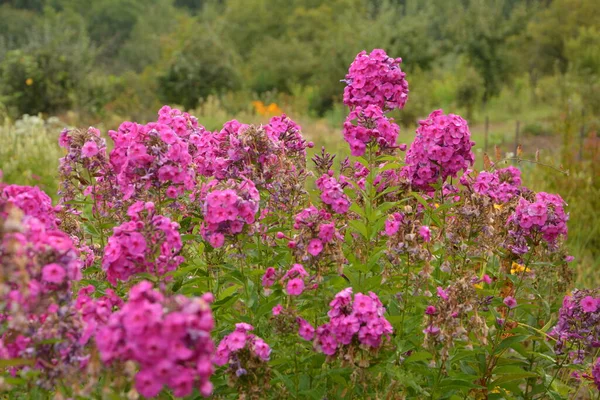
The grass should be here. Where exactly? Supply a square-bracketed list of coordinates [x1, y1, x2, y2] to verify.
[0, 115, 64, 198]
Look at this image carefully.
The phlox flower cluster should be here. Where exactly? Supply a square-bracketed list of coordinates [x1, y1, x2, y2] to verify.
[383, 212, 405, 236]
[157, 105, 201, 134]
[264, 114, 312, 160]
[75, 285, 124, 345]
[196, 116, 310, 182]
[343, 49, 409, 111]
[507, 192, 568, 254]
[96, 281, 215, 398]
[402, 109, 475, 190]
[208, 120, 311, 213]
[282, 264, 310, 296]
[261, 264, 315, 297]
[342, 105, 401, 156]
[2, 184, 60, 229]
[58, 127, 114, 208]
[549, 289, 600, 363]
[311, 288, 393, 357]
[1, 194, 82, 312]
[190, 121, 233, 179]
[102, 201, 183, 284]
[472, 166, 522, 202]
[214, 323, 271, 388]
[593, 358, 600, 391]
[0, 186, 87, 387]
[382, 209, 432, 266]
[108, 109, 197, 201]
[198, 179, 260, 248]
[287, 206, 345, 270]
[315, 172, 351, 214]
[297, 317, 316, 341]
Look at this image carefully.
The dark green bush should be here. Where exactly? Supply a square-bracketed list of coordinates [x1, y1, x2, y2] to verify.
[158, 33, 240, 110]
[0, 10, 95, 117]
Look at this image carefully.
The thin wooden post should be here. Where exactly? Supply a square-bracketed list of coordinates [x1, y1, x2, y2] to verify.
[514, 120, 520, 158]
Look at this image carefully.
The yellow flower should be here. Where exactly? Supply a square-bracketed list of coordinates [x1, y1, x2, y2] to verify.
[434, 203, 440, 208]
[252, 100, 267, 116]
[25, 78, 33, 86]
[473, 283, 483, 290]
[493, 203, 503, 211]
[490, 387, 501, 394]
[266, 102, 283, 116]
[510, 261, 531, 274]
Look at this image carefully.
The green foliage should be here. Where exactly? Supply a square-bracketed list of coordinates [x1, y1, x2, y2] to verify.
[84, 0, 148, 57]
[117, 0, 183, 72]
[455, 62, 485, 121]
[0, 10, 95, 117]
[158, 26, 241, 109]
[0, 5, 40, 55]
[0, 0, 599, 121]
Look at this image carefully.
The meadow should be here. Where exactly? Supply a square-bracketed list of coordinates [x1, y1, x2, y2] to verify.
[1, 1, 600, 399]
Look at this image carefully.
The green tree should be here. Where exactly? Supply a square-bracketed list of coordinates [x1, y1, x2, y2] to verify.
[118, 0, 183, 72]
[0, 9, 96, 117]
[158, 24, 240, 109]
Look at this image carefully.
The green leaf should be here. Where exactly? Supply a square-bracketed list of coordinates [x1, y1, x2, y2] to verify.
[349, 202, 366, 218]
[0, 358, 34, 368]
[495, 335, 530, 354]
[272, 369, 296, 394]
[348, 219, 368, 239]
[490, 372, 537, 386]
[411, 191, 430, 210]
[439, 378, 483, 390]
[405, 351, 433, 363]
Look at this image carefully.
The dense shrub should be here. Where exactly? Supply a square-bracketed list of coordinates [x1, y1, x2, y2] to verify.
[0, 48, 598, 399]
[158, 34, 240, 110]
[0, 11, 95, 117]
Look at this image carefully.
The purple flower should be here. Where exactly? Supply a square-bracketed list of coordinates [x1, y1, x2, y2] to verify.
[261, 267, 276, 288]
[425, 305, 437, 315]
[436, 287, 449, 301]
[41, 263, 66, 284]
[286, 278, 305, 296]
[592, 358, 600, 391]
[307, 239, 324, 256]
[81, 141, 99, 158]
[503, 296, 517, 309]
[272, 304, 283, 316]
[297, 318, 315, 341]
[419, 226, 431, 242]
[401, 109, 474, 190]
[581, 296, 598, 313]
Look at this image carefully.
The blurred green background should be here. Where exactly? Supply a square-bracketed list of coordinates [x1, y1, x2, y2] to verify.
[0, 0, 598, 286]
